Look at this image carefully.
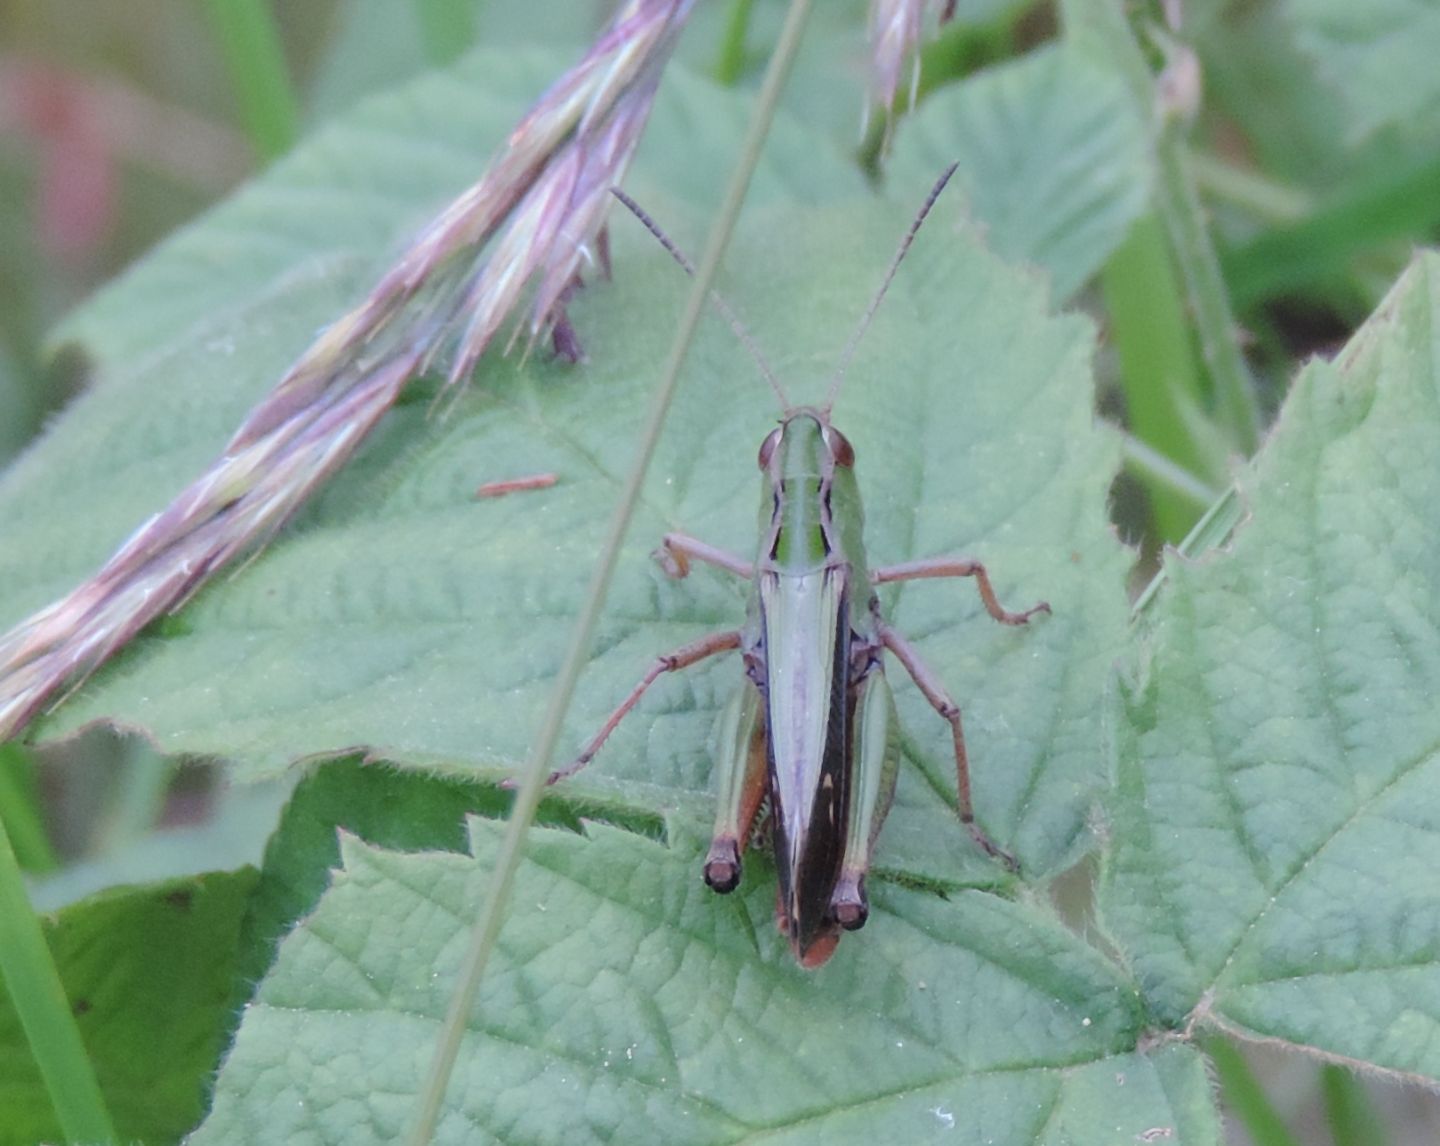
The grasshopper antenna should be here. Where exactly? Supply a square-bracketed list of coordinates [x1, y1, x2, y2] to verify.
[610, 187, 792, 411]
[823, 161, 960, 413]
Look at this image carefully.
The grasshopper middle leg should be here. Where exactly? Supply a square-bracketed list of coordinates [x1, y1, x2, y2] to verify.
[872, 556, 1050, 625]
[655, 533, 752, 580]
[547, 629, 741, 785]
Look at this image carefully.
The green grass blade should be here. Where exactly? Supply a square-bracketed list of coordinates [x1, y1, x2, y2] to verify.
[200, 0, 300, 162]
[714, 0, 755, 85]
[1321, 1064, 1390, 1146]
[1206, 1038, 1302, 1146]
[0, 809, 117, 1144]
[1101, 215, 1220, 541]
[0, 743, 58, 873]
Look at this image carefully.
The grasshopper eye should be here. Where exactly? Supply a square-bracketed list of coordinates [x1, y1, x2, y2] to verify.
[826, 426, 855, 467]
[758, 428, 782, 469]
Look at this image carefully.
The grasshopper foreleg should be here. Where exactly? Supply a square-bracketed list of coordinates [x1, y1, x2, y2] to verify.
[875, 619, 1019, 872]
[655, 533, 752, 580]
[546, 629, 742, 785]
[871, 557, 1050, 626]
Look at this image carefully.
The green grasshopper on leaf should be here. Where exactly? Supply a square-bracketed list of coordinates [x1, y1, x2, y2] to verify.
[552, 167, 1049, 967]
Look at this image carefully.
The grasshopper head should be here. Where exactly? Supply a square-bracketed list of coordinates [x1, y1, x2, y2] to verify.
[757, 408, 854, 474]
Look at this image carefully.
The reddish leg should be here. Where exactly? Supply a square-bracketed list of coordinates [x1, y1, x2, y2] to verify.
[702, 682, 769, 894]
[655, 533, 752, 580]
[872, 556, 1049, 626]
[876, 619, 1018, 871]
[546, 629, 742, 784]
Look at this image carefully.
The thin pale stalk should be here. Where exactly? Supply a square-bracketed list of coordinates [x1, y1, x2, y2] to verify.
[1187, 150, 1311, 226]
[1131, 484, 1244, 616]
[93, 740, 173, 855]
[0, 810, 117, 1144]
[403, 2, 815, 1140]
[1118, 431, 1220, 512]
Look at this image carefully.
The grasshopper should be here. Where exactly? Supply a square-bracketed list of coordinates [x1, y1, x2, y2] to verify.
[551, 167, 1049, 966]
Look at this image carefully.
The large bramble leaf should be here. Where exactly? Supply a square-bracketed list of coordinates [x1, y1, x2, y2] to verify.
[1102, 253, 1440, 1078]
[193, 820, 1220, 1145]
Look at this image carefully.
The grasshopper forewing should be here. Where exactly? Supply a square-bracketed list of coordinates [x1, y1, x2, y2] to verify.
[551, 167, 1049, 966]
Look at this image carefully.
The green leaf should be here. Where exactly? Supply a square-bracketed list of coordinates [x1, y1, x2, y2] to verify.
[0, 869, 257, 1145]
[190, 820, 1210, 1145]
[1286, 0, 1440, 142]
[1101, 253, 1440, 1077]
[889, 43, 1151, 302]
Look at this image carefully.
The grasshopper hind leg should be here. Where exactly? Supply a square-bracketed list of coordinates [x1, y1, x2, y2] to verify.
[703, 681, 768, 894]
[829, 662, 901, 931]
[876, 618, 1020, 872]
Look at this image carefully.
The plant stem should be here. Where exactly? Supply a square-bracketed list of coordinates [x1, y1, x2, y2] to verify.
[1102, 215, 1218, 541]
[1063, 0, 1259, 455]
[1118, 430, 1220, 513]
[404, 2, 815, 1141]
[1131, 484, 1244, 615]
[1188, 150, 1311, 226]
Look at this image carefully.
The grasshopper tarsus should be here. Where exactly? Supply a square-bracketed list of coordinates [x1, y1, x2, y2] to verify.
[1006, 599, 1051, 626]
[543, 754, 592, 786]
[964, 823, 1020, 874]
[653, 540, 689, 579]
